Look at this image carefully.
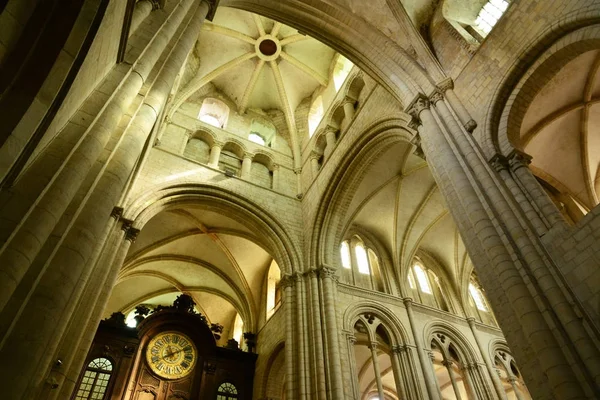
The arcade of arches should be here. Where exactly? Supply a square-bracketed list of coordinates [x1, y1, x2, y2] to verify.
[0, 0, 599, 399]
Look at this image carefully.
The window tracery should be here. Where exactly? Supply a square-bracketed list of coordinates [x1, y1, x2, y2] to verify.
[494, 350, 532, 399]
[74, 358, 113, 400]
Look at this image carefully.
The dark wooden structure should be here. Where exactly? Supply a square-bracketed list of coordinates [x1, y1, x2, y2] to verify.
[72, 304, 256, 400]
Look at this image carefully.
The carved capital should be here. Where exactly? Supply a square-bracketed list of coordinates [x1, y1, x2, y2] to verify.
[125, 227, 140, 243]
[111, 206, 124, 220]
[309, 150, 321, 161]
[243, 151, 254, 160]
[407, 94, 430, 123]
[368, 342, 378, 351]
[272, 163, 280, 171]
[464, 119, 477, 133]
[317, 265, 338, 282]
[307, 269, 318, 279]
[442, 359, 454, 368]
[427, 350, 435, 361]
[293, 167, 303, 175]
[489, 153, 509, 173]
[508, 149, 532, 171]
[348, 335, 357, 344]
[429, 90, 444, 105]
[402, 297, 413, 307]
[437, 77, 454, 93]
[392, 345, 407, 354]
[212, 140, 225, 148]
[279, 274, 295, 289]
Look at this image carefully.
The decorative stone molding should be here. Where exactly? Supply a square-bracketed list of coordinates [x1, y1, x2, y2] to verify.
[279, 274, 295, 289]
[429, 90, 445, 105]
[508, 149, 532, 171]
[368, 341, 378, 350]
[442, 359, 454, 368]
[293, 167, 303, 175]
[464, 119, 477, 133]
[111, 206, 124, 220]
[392, 345, 408, 354]
[317, 265, 338, 282]
[489, 153, 509, 173]
[411, 133, 425, 160]
[125, 227, 140, 243]
[437, 77, 454, 93]
[272, 163, 280, 171]
[407, 94, 430, 124]
[427, 350, 435, 362]
[348, 335, 357, 344]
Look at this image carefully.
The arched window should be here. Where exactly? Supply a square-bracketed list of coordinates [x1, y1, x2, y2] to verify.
[467, 275, 497, 326]
[248, 133, 265, 145]
[332, 55, 354, 92]
[474, 0, 509, 36]
[232, 313, 244, 347]
[75, 358, 113, 400]
[468, 282, 487, 311]
[340, 241, 351, 269]
[430, 340, 470, 399]
[354, 243, 370, 275]
[216, 382, 238, 400]
[266, 260, 282, 319]
[339, 236, 384, 292]
[249, 119, 276, 147]
[308, 96, 324, 138]
[198, 98, 229, 128]
[407, 261, 450, 312]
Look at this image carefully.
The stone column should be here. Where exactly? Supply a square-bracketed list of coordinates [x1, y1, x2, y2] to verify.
[281, 275, 295, 400]
[403, 298, 440, 399]
[508, 150, 566, 230]
[308, 270, 326, 399]
[437, 79, 476, 133]
[310, 152, 320, 179]
[323, 126, 337, 160]
[294, 273, 307, 399]
[490, 154, 547, 236]
[53, 221, 137, 400]
[129, 0, 159, 37]
[0, 0, 198, 313]
[369, 342, 385, 400]
[241, 152, 253, 179]
[271, 164, 279, 191]
[410, 90, 597, 398]
[343, 98, 356, 122]
[443, 360, 464, 400]
[461, 363, 483, 400]
[180, 131, 192, 154]
[319, 266, 344, 398]
[347, 335, 359, 400]
[208, 140, 223, 167]
[0, 2, 214, 399]
[467, 318, 507, 400]
[508, 376, 526, 400]
[390, 345, 408, 400]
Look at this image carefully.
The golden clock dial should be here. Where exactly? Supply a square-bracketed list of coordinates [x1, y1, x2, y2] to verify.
[146, 331, 197, 380]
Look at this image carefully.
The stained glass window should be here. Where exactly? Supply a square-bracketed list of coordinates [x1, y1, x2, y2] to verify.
[75, 358, 113, 400]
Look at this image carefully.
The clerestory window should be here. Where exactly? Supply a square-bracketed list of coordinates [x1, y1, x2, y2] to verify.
[475, 0, 509, 35]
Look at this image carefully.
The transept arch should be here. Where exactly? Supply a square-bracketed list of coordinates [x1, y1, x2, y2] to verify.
[308, 118, 415, 269]
[483, 8, 600, 156]
[123, 184, 301, 276]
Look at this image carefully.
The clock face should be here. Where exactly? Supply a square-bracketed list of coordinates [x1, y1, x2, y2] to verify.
[146, 331, 197, 380]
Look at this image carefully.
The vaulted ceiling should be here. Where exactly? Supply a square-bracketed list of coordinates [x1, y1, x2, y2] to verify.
[105, 207, 276, 343]
[520, 49, 600, 213]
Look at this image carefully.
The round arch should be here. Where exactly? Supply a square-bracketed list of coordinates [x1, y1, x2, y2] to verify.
[482, 8, 600, 156]
[261, 342, 286, 399]
[123, 184, 301, 276]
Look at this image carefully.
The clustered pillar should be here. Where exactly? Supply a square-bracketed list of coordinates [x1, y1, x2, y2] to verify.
[0, 1, 216, 398]
[408, 84, 600, 398]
